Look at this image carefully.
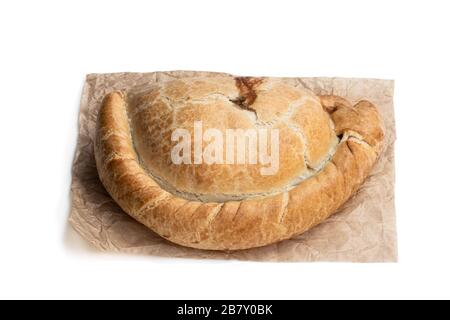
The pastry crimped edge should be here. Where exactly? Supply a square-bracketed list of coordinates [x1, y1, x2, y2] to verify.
[94, 84, 384, 251]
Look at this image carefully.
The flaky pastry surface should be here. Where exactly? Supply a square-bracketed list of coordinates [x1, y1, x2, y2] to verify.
[94, 75, 384, 250]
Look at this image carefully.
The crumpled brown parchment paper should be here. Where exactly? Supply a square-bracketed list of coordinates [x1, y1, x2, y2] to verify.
[68, 71, 397, 262]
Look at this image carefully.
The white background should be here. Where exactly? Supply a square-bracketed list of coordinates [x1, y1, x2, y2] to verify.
[1, 0, 449, 300]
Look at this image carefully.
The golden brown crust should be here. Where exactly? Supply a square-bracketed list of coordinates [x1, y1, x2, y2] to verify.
[94, 77, 384, 250]
[124, 77, 341, 201]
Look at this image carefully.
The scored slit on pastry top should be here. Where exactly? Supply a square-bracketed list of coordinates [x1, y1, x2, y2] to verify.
[229, 77, 263, 111]
[94, 74, 384, 250]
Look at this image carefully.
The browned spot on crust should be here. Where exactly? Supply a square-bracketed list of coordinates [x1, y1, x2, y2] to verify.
[231, 77, 263, 110]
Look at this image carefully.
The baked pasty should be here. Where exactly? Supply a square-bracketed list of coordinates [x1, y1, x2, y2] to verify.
[94, 75, 384, 250]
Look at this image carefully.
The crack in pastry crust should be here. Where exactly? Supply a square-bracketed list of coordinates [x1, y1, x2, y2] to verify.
[94, 75, 384, 250]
